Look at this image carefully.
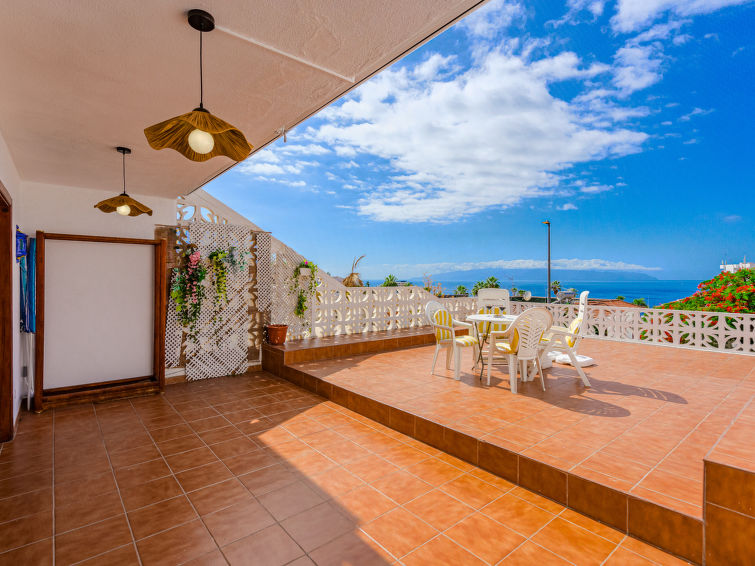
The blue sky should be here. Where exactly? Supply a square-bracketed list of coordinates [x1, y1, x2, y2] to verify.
[205, 0, 755, 281]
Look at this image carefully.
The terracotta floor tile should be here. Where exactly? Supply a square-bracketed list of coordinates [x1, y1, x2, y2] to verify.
[127, 495, 197, 540]
[55, 514, 132, 565]
[0, 509, 52, 553]
[500, 541, 571, 565]
[440, 473, 505, 509]
[405, 457, 466, 486]
[120, 475, 183, 511]
[221, 524, 303, 566]
[77, 543, 140, 565]
[280, 501, 355, 552]
[257, 480, 325, 521]
[308, 530, 394, 566]
[187, 478, 254, 516]
[237, 463, 299, 496]
[55, 490, 123, 533]
[343, 453, 401, 483]
[149, 424, 194, 443]
[176, 461, 233, 492]
[333, 485, 397, 524]
[54, 471, 117, 508]
[0, 538, 53, 566]
[114, 458, 172, 490]
[371, 469, 432, 504]
[0, 486, 52, 523]
[362, 507, 437, 558]
[560, 508, 624, 544]
[180, 549, 229, 566]
[604, 546, 656, 565]
[156, 434, 205, 456]
[531, 517, 618, 566]
[405, 489, 475, 531]
[481, 493, 557, 537]
[208, 436, 258, 460]
[108, 443, 162, 469]
[203, 499, 275, 547]
[164, 446, 220, 473]
[136, 519, 217, 566]
[306, 466, 365, 499]
[447, 512, 525, 563]
[402, 535, 485, 566]
[222, 449, 280, 476]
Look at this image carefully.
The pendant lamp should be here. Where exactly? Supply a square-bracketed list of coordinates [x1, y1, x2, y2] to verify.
[144, 9, 253, 162]
[94, 147, 153, 217]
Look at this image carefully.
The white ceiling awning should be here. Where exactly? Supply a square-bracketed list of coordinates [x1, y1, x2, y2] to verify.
[0, 0, 486, 198]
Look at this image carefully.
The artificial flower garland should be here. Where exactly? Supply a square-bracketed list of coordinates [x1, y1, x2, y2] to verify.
[171, 246, 248, 340]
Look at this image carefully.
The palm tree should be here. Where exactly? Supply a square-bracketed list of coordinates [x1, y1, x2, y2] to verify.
[633, 298, 648, 307]
[454, 285, 468, 296]
[381, 274, 398, 287]
[551, 280, 562, 294]
[472, 276, 501, 296]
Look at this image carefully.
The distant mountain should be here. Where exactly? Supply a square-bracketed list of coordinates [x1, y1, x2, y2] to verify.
[429, 268, 658, 282]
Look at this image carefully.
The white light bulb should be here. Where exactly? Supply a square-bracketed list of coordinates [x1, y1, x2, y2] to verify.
[116, 204, 131, 216]
[188, 129, 214, 154]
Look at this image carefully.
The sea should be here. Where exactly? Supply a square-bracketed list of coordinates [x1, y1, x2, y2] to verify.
[364, 279, 700, 307]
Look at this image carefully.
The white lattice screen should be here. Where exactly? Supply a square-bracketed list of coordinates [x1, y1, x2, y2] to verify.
[165, 203, 273, 378]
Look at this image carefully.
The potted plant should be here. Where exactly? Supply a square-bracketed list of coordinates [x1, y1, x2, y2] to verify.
[265, 323, 288, 345]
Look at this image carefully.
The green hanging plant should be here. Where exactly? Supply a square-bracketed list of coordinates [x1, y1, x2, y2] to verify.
[208, 249, 230, 306]
[290, 260, 318, 328]
[170, 247, 207, 342]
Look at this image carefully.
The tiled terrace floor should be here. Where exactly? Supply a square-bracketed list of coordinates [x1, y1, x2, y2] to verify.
[291, 339, 755, 520]
[0, 372, 688, 565]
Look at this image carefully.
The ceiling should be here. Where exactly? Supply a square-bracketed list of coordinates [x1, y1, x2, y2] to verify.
[0, 0, 485, 198]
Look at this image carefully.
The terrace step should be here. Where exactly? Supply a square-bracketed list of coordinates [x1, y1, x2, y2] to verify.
[263, 331, 755, 565]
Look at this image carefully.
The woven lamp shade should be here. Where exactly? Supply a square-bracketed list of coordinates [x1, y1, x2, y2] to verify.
[94, 194, 152, 217]
[144, 109, 253, 162]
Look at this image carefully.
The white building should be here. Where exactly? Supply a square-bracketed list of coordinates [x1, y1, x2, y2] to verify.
[720, 257, 753, 272]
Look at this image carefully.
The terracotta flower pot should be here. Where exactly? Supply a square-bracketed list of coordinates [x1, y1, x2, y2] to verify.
[266, 324, 288, 345]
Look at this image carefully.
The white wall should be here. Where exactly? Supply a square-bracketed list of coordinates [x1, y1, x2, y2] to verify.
[0, 130, 24, 426]
[21, 181, 176, 238]
[0, 134, 176, 426]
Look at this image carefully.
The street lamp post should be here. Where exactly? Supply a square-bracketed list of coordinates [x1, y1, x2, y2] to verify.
[543, 220, 551, 303]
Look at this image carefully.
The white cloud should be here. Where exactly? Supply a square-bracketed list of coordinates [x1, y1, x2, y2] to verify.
[550, 0, 606, 26]
[278, 143, 330, 155]
[611, 0, 753, 33]
[682, 138, 699, 144]
[314, 47, 647, 222]
[723, 214, 742, 223]
[373, 257, 661, 278]
[679, 107, 713, 121]
[613, 45, 664, 95]
[458, 0, 526, 38]
[557, 203, 578, 210]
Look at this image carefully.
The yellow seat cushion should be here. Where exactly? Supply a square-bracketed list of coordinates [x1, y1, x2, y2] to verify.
[567, 318, 582, 347]
[433, 309, 453, 341]
[454, 335, 479, 347]
[494, 329, 519, 354]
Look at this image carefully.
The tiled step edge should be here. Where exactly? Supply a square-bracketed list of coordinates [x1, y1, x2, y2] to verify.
[268, 361, 703, 564]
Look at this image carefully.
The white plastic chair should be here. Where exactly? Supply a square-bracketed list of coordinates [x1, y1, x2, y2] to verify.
[477, 288, 511, 313]
[541, 291, 591, 387]
[425, 301, 477, 380]
[489, 307, 552, 392]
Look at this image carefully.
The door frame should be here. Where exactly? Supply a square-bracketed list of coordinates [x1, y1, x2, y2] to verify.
[0, 181, 13, 441]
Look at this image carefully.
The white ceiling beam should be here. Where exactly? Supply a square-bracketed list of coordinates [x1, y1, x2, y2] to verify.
[216, 25, 356, 84]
